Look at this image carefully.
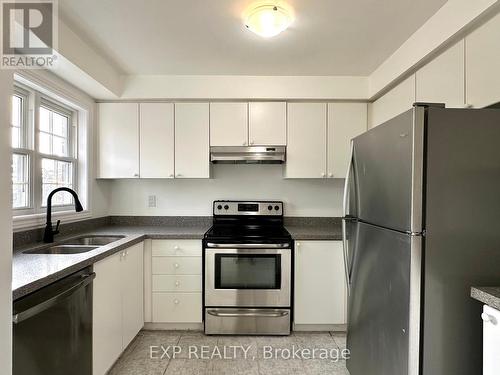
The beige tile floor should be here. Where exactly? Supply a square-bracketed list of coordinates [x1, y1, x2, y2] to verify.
[109, 330, 350, 375]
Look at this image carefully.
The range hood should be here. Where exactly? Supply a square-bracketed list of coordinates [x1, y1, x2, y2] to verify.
[210, 146, 286, 164]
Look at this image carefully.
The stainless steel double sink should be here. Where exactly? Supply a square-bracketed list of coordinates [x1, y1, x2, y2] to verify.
[24, 235, 125, 255]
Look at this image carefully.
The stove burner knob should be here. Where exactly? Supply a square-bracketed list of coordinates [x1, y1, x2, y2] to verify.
[217, 204, 222, 210]
[268, 205, 273, 211]
[224, 205, 229, 210]
[274, 205, 280, 211]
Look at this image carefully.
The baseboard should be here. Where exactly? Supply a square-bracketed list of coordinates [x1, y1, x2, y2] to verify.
[293, 323, 347, 332]
[143, 322, 204, 331]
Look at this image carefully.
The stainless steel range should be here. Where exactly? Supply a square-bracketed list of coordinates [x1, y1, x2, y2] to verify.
[203, 200, 292, 335]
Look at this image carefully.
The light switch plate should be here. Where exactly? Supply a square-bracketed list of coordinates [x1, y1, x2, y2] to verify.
[148, 195, 157, 208]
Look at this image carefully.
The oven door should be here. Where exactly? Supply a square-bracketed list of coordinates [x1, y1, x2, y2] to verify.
[205, 247, 291, 307]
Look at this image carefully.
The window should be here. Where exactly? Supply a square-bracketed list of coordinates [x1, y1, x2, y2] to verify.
[11, 84, 79, 214]
[11, 89, 30, 210]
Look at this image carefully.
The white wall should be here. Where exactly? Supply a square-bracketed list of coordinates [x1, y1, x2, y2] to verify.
[0, 70, 13, 375]
[107, 165, 344, 217]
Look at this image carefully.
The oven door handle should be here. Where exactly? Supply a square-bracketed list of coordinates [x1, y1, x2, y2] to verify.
[207, 309, 289, 318]
[205, 243, 290, 249]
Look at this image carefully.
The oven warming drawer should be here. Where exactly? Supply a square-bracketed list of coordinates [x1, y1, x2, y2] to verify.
[205, 308, 290, 335]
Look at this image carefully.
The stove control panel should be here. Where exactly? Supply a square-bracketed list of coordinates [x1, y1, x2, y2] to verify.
[213, 201, 283, 216]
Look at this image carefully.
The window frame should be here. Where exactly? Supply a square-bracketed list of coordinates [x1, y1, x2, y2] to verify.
[12, 83, 80, 215]
[11, 86, 33, 214]
[37, 96, 78, 210]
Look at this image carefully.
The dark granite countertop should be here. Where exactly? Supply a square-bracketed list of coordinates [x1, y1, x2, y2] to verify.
[471, 287, 500, 311]
[284, 217, 342, 240]
[13, 216, 342, 300]
[13, 224, 210, 300]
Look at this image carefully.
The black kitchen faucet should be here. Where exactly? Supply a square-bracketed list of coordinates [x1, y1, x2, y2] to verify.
[43, 187, 83, 243]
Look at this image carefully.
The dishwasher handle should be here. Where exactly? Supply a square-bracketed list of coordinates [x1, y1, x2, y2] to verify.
[13, 272, 96, 324]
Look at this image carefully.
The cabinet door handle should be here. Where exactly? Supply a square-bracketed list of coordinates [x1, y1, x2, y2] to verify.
[242, 141, 247, 146]
[174, 263, 180, 269]
[174, 245, 180, 250]
[169, 174, 174, 178]
[175, 281, 180, 287]
[482, 312, 498, 325]
[176, 174, 182, 177]
[249, 140, 254, 145]
[296, 242, 300, 247]
[133, 173, 139, 177]
[329, 173, 334, 178]
[174, 299, 180, 305]
[321, 173, 326, 178]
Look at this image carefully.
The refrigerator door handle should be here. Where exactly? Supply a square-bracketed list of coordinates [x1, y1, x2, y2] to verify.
[342, 219, 351, 295]
[343, 141, 354, 217]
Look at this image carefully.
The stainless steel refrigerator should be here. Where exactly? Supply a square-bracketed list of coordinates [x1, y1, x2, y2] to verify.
[343, 104, 500, 375]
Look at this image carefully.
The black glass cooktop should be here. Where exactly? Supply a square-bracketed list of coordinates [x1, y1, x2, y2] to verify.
[204, 224, 292, 243]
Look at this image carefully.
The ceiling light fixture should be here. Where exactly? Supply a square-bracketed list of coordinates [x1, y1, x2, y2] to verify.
[244, 2, 294, 38]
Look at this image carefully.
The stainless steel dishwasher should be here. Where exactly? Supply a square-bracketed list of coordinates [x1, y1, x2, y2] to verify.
[13, 266, 95, 375]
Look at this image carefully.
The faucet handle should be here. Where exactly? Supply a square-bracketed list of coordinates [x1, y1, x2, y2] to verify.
[54, 220, 61, 234]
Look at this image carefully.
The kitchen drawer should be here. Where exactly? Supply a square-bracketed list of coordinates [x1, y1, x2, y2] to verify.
[152, 240, 202, 257]
[152, 292, 202, 323]
[152, 257, 202, 275]
[152, 275, 202, 292]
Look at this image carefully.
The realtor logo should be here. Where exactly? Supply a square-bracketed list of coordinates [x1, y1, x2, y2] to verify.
[1, 0, 58, 69]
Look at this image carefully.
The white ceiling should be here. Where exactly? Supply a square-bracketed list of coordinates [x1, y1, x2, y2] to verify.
[59, 0, 448, 76]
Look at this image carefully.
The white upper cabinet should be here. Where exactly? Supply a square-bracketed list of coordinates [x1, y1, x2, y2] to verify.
[466, 12, 500, 108]
[249, 102, 287, 146]
[416, 40, 465, 108]
[139, 103, 175, 178]
[327, 103, 367, 179]
[98, 103, 139, 178]
[369, 75, 416, 128]
[285, 103, 327, 179]
[210, 103, 248, 146]
[175, 103, 210, 178]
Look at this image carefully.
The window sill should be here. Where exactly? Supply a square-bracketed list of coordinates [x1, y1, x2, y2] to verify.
[13, 210, 92, 232]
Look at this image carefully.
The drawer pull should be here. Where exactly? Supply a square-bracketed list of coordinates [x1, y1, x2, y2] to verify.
[174, 299, 180, 305]
[174, 263, 180, 269]
[175, 281, 180, 287]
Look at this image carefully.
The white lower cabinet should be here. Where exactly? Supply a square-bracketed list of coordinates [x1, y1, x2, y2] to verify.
[151, 240, 202, 323]
[93, 243, 144, 375]
[152, 293, 202, 323]
[483, 305, 500, 375]
[294, 240, 346, 326]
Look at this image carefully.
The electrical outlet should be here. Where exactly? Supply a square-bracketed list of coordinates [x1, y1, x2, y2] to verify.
[148, 195, 157, 208]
